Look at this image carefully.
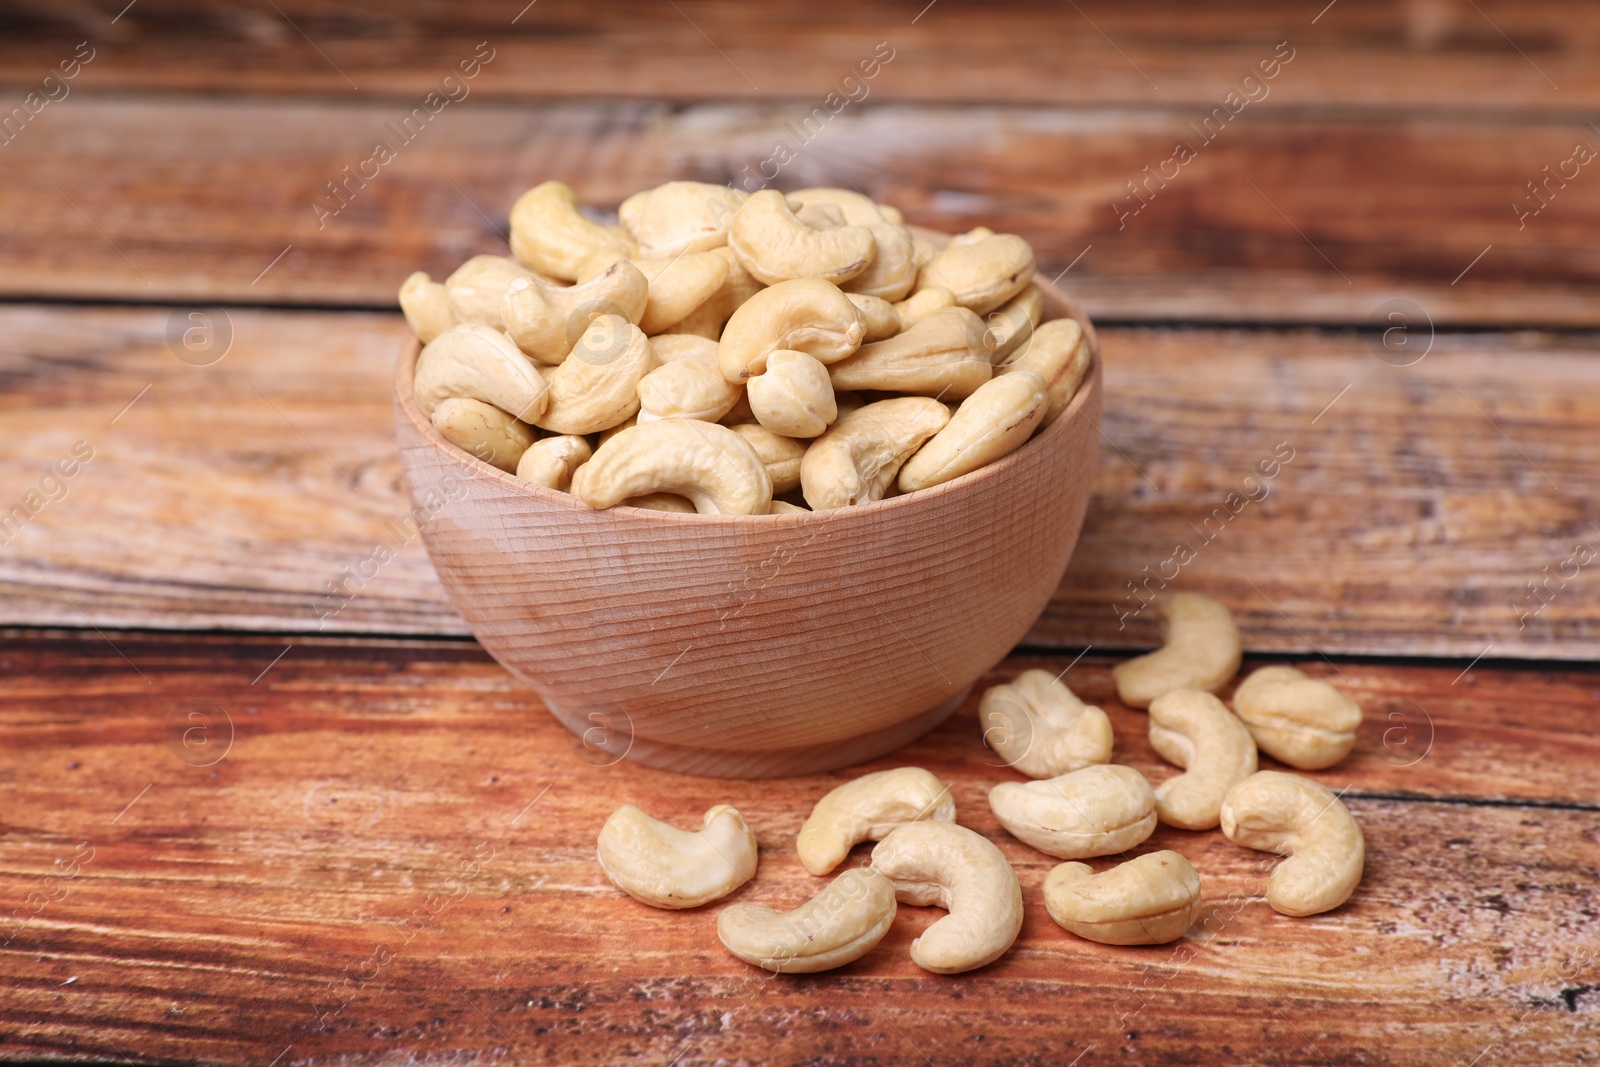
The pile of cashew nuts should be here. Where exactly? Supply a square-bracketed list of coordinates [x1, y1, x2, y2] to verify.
[402, 180, 1091, 514]
[595, 592, 1368, 975]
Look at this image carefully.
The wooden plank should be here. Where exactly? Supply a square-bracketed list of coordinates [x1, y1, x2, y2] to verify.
[2, 305, 1596, 658]
[0, 633, 1595, 1065]
[3, 99, 1600, 324]
[1, 0, 1597, 110]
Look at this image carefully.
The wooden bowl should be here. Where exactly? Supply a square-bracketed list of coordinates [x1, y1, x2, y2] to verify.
[393, 273, 1102, 778]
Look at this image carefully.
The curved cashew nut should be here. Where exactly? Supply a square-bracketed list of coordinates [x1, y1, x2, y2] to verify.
[718, 278, 865, 382]
[846, 293, 902, 342]
[622, 492, 697, 512]
[790, 188, 917, 300]
[999, 318, 1091, 427]
[797, 767, 955, 876]
[533, 315, 657, 435]
[431, 397, 534, 473]
[728, 189, 876, 286]
[412, 324, 549, 423]
[579, 251, 729, 337]
[828, 306, 994, 400]
[727, 423, 805, 494]
[985, 284, 1043, 363]
[870, 822, 1023, 974]
[398, 271, 455, 343]
[444, 255, 536, 330]
[636, 354, 744, 423]
[894, 286, 955, 330]
[789, 186, 904, 227]
[1232, 666, 1363, 770]
[514, 434, 591, 491]
[987, 764, 1157, 859]
[648, 333, 719, 364]
[618, 180, 747, 258]
[767, 499, 810, 515]
[897, 369, 1046, 492]
[799, 397, 950, 510]
[747, 350, 837, 438]
[1147, 688, 1259, 831]
[979, 668, 1113, 779]
[596, 803, 758, 909]
[1112, 592, 1242, 709]
[1220, 771, 1365, 917]
[1043, 850, 1203, 945]
[509, 180, 634, 281]
[915, 229, 1035, 315]
[718, 867, 897, 974]
[573, 419, 772, 515]
[500, 260, 650, 365]
[663, 246, 764, 340]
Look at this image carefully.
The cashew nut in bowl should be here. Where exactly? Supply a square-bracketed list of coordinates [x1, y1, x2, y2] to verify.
[1231, 666, 1363, 770]
[1220, 771, 1365, 917]
[1112, 592, 1242, 709]
[998, 318, 1091, 426]
[915, 229, 1036, 315]
[797, 767, 955, 876]
[894, 286, 955, 330]
[572, 419, 773, 515]
[579, 250, 729, 337]
[515, 434, 591, 491]
[648, 333, 720, 364]
[596, 803, 758, 909]
[828, 306, 993, 400]
[985, 284, 1044, 364]
[509, 180, 634, 281]
[431, 398, 534, 474]
[636, 355, 744, 424]
[793, 201, 849, 230]
[718, 867, 897, 974]
[444, 255, 537, 330]
[988, 764, 1157, 859]
[1147, 688, 1259, 831]
[747, 350, 837, 438]
[846, 293, 902, 342]
[728, 189, 876, 286]
[767, 499, 810, 515]
[790, 187, 918, 301]
[399, 271, 455, 343]
[870, 822, 1023, 974]
[979, 669, 1113, 779]
[533, 315, 657, 435]
[1043, 851, 1203, 945]
[622, 492, 697, 513]
[664, 246, 764, 340]
[718, 278, 865, 382]
[896, 370, 1047, 492]
[727, 423, 805, 494]
[412, 323, 549, 424]
[500, 260, 650, 365]
[800, 397, 950, 511]
[618, 180, 747, 258]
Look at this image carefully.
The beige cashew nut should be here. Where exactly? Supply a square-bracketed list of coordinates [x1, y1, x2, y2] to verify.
[623, 492, 697, 513]
[846, 292, 902, 342]
[578, 251, 729, 337]
[897, 369, 1047, 492]
[1147, 688, 1259, 831]
[663, 245, 764, 340]
[618, 180, 747, 258]
[1112, 592, 1242, 709]
[894, 286, 956, 330]
[986, 284, 1044, 364]
[1231, 666, 1363, 770]
[988, 764, 1157, 859]
[797, 767, 956, 877]
[1043, 850, 1203, 946]
[412, 323, 549, 423]
[509, 180, 634, 281]
[717, 867, 897, 974]
[1220, 771, 1365, 917]
[648, 333, 719, 364]
[444, 255, 537, 330]
[718, 278, 865, 382]
[533, 315, 657, 435]
[828, 306, 994, 400]
[979, 668, 1113, 779]
[573, 419, 773, 515]
[915, 229, 1035, 315]
[596, 803, 758, 909]
[636, 354, 744, 424]
[399, 271, 455, 343]
[514, 434, 591, 491]
[500, 260, 650, 365]
[431, 397, 534, 474]
[791, 187, 917, 300]
[727, 423, 805, 494]
[728, 189, 876, 286]
[999, 318, 1091, 426]
[747, 350, 837, 438]
[869, 822, 1024, 974]
[800, 397, 950, 510]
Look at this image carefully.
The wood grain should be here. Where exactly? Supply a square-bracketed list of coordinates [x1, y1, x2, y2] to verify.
[3, 98, 1600, 323]
[2, 0, 1597, 110]
[2, 305, 1595, 659]
[0, 632, 1595, 1065]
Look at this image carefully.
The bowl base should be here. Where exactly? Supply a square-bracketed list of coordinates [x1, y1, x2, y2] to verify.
[546, 686, 972, 779]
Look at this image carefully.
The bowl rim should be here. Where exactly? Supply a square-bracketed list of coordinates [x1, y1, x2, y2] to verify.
[395, 263, 1101, 525]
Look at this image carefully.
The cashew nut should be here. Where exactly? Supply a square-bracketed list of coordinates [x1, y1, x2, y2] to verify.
[500, 259, 650, 364]
[1147, 688, 1259, 831]
[636, 354, 744, 424]
[800, 397, 950, 510]
[444, 255, 537, 330]
[514, 434, 591, 491]
[747, 350, 836, 438]
[828, 306, 993, 400]
[987, 765, 1157, 859]
[791, 187, 918, 301]
[1043, 851, 1203, 945]
[999, 318, 1091, 426]
[870, 822, 1023, 974]
[580, 251, 729, 337]
[727, 423, 804, 494]
[915, 230, 1035, 315]
[618, 180, 747, 259]
[431, 397, 534, 474]
[728, 190, 876, 286]
[1112, 592, 1242, 709]
[622, 492, 697, 513]
[718, 867, 897, 974]
[718, 278, 865, 381]
[648, 333, 719, 364]
[894, 286, 955, 330]
[1220, 771, 1365, 917]
[897, 370, 1046, 492]
[572, 419, 772, 515]
[509, 180, 634, 281]
[797, 767, 955, 877]
[986, 284, 1043, 364]
[413, 323, 549, 423]
[533, 315, 657, 435]
[846, 292, 902, 342]
[399, 271, 455, 342]
[596, 803, 758, 909]
[1232, 666, 1362, 770]
[662, 245, 764, 340]
[979, 668, 1113, 780]
[767, 499, 810, 515]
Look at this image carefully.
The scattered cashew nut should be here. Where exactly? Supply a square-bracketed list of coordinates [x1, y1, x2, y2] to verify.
[1147, 688, 1259, 831]
[412, 323, 549, 424]
[800, 397, 950, 510]
[979, 668, 1113, 779]
[573, 419, 773, 515]
[596, 803, 758, 909]
[728, 189, 876, 286]
[870, 821, 1024, 974]
[718, 866, 897, 974]
[747, 350, 837, 438]
[1220, 771, 1365, 917]
[1043, 850, 1203, 946]
[797, 767, 955, 877]
[897, 369, 1046, 492]
[1231, 666, 1363, 770]
[988, 764, 1157, 859]
[431, 397, 533, 474]
[1112, 592, 1242, 709]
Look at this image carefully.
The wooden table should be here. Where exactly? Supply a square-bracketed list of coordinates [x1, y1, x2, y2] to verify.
[2, 3, 1597, 1064]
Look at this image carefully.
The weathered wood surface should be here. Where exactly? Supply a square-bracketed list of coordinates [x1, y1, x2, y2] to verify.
[3, 99, 1600, 324]
[0, 633, 1595, 1065]
[2, 0, 1597, 110]
[2, 305, 1594, 658]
